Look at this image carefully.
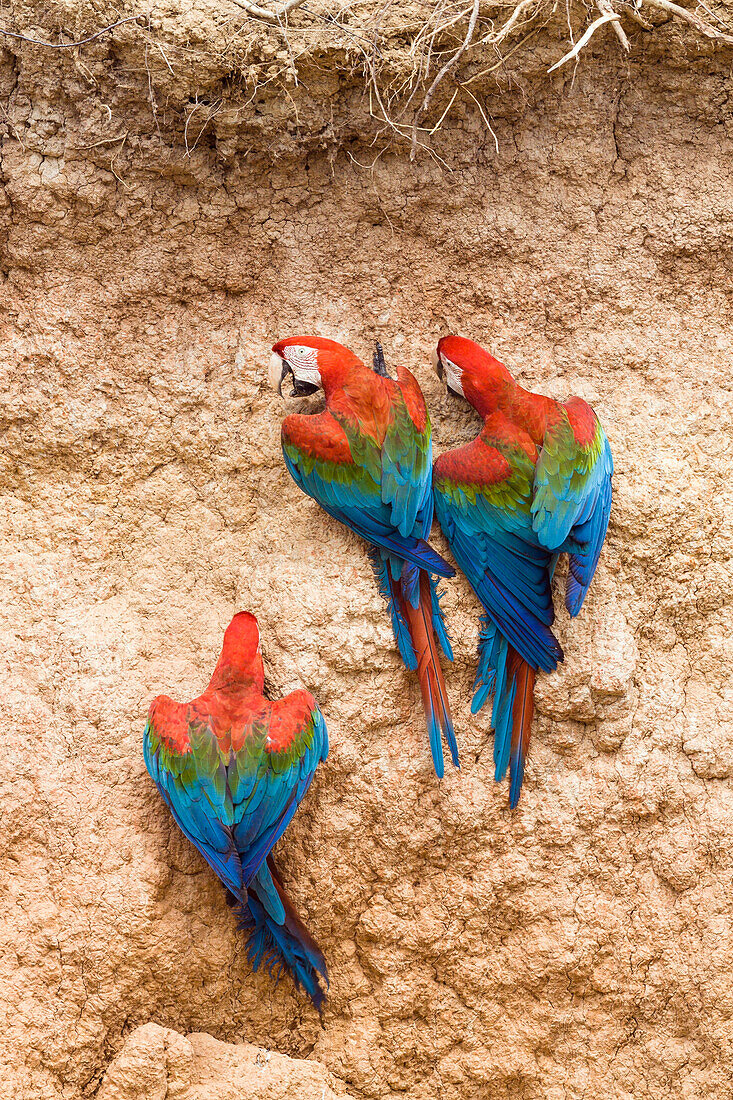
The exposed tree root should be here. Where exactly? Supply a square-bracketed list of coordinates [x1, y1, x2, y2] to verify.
[1, 0, 732, 157]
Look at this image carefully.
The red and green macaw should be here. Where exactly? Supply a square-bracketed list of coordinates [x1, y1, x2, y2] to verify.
[432, 335, 613, 808]
[269, 336, 458, 778]
[143, 612, 329, 1009]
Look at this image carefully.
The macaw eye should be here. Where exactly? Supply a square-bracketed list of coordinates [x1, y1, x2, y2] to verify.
[285, 345, 320, 372]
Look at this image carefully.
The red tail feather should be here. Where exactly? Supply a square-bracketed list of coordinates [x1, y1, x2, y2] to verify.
[506, 648, 535, 807]
[392, 572, 457, 775]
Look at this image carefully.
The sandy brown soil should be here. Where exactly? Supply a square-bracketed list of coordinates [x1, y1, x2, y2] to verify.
[2, 1, 733, 1097]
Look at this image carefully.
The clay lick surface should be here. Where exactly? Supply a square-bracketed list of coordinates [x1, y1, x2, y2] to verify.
[1, 2, 733, 1098]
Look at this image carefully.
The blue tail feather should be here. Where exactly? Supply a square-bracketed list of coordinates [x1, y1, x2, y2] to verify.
[421, 661, 458, 775]
[492, 660, 515, 783]
[240, 860, 328, 1012]
[509, 745, 526, 809]
[471, 616, 503, 715]
[426, 700, 445, 779]
[368, 548, 417, 669]
[471, 616, 534, 803]
[440, 693, 459, 770]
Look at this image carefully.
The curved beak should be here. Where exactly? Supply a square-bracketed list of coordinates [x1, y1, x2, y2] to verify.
[268, 350, 321, 398]
[432, 347, 444, 382]
[290, 377, 321, 397]
[269, 352, 287, 395]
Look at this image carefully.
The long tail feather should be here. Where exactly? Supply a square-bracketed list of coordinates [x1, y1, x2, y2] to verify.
[239, 855, 328, 1011]
[507, 651, 535, 809]
[471, 615, 503, 715]
[368, 548, 417, 669]
[392, 571, 458, 777]
[473, 625, 536, 807]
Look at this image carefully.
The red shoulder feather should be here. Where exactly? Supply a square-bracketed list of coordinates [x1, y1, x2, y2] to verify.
[147, 695, 191, 754]
[267, 690, 318, 753]
[282, 409, 353, 464]
[434, 434, 512, 488]
[562, 396, 598, 448]
[396, 366, 428, 433]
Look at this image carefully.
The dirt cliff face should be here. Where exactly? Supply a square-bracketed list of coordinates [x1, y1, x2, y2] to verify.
[2, 2, 733, 1097]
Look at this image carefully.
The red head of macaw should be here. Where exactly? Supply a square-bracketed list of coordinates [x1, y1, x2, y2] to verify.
[269, 335, 458, 779]
[269, 336, 365, 397]
[143, 612, 329, 1010]
[432, 335, 613, 807]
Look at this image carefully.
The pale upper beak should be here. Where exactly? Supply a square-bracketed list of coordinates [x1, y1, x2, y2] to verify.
[269, 352, 286, 392]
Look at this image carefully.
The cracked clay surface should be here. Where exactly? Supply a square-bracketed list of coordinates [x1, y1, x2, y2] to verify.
[1, 3, 733, 1098]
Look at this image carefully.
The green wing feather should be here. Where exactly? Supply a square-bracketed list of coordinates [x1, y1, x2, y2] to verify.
[144, 697, 328, 897]
[379, 392, 432, 538]
[531, 407, 612, 551]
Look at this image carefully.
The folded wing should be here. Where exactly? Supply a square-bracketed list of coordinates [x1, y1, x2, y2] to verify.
[144, 700, 243, 893]
[531, 397, 613, 615]
[380, 366, 434, 540]
[282, 406, 453, 578]
[143, 691, 328, 898]
[433, 429, 563, 674]
[229, 691, 329, 885]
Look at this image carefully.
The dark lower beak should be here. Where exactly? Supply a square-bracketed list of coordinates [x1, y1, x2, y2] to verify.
[291, 378, 320, 397]
[278, 363, 320, 397]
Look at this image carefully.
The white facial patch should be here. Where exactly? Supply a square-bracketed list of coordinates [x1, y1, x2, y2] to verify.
[441, 355, 465, 397]
[282, 344, 322, 387]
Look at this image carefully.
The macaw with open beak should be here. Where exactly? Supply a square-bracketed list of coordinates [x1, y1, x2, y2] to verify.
[432, 335, 613, 807]
[269, 336, 458, 778]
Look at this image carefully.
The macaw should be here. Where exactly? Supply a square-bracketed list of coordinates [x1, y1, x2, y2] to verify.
[269, 336, 458, 778]
[143, 611, 329, 1009]
[432, 335, 613, 808]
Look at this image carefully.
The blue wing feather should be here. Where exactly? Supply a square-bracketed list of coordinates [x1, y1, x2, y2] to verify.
[565, 436, 613, 614]
[145, 758, 244, 894]
[532, 412, 613, 614]
[284, 447, 453, 578]
[434, 490, 562, 673]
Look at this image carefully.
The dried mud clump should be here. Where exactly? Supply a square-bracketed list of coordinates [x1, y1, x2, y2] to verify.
[1, 0, 733, 1098]
[97, 1024, 355, 1100]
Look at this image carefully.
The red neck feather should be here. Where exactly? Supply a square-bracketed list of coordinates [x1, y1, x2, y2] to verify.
[207, 612, 264, 695]
[439, 335, 552, 442]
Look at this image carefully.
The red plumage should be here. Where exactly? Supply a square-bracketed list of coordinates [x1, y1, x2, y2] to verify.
[272, 336, 458, 778]
[434, 334, 613, 806]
